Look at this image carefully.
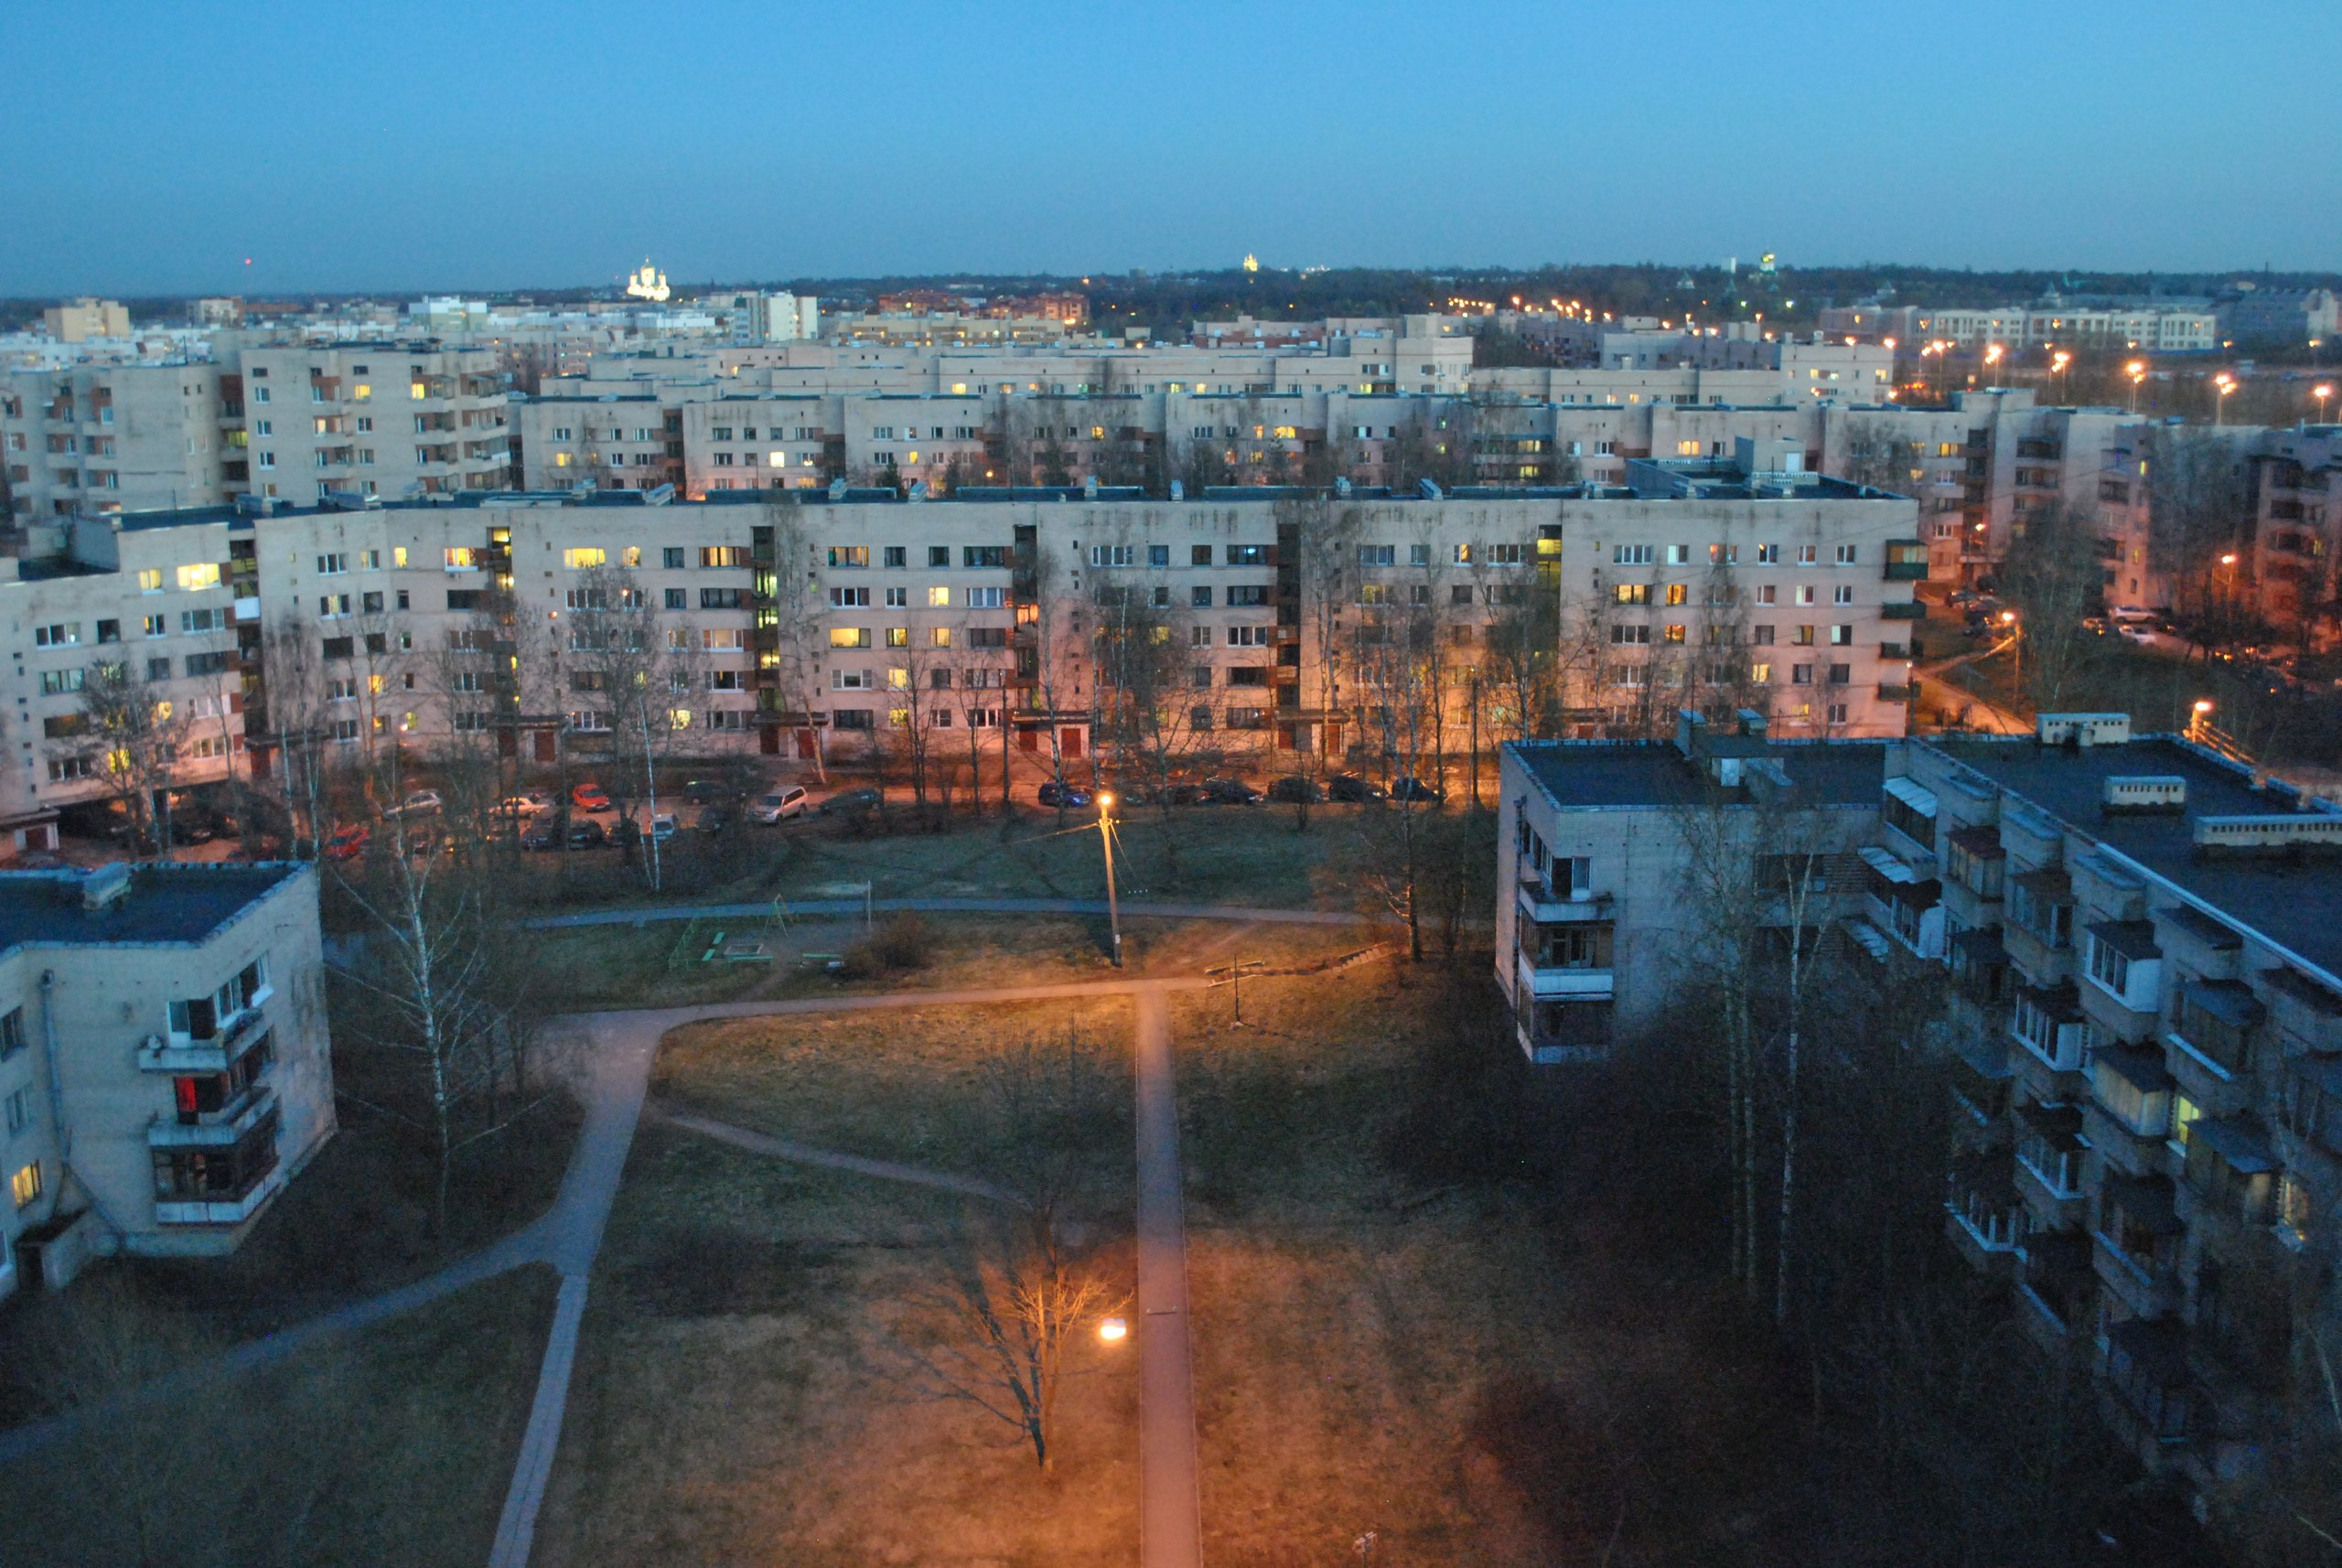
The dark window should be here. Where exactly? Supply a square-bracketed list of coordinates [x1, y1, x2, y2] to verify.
[701, 588, 747, 610]
[1191, 545, 1212, 566]
[664, 588, 686, 609]
[884, 546, 907, 568]
[832, 708, 874, 731]
[0, 1007, 23, 1058]
[929, 546, 951, 567]
[322, 637, 354, 660]
[1191, 586, 1212, 607]
[662, 547, 685, 569]
[1226, 585, 1270, 607]
[963, 545, 1007, 569]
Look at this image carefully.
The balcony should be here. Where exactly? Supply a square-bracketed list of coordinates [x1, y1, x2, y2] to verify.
[1946, 1146, 2023, 1275]
[1516, 874, 1611, 926]
[1877, 683, 1914, 703]
[155, 1165, 284, 1228]
[1881, 600, 1927, 620]
[2014, 1101, 2088, 1227]
[2016, 1229, 2094, 1343]
[137, 1007, 267, 1075]
[148, 1086, 277, 1149]
[2094, 1173, 2184, 1318]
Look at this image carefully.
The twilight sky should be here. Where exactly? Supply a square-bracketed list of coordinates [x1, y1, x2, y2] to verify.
[1, 0, 2330, 297]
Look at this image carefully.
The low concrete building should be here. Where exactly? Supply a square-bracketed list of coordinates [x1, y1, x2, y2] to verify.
[0, 859, 334, 1296]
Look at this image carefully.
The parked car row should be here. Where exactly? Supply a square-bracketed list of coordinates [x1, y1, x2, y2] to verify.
[1044, 772, 1439, 810]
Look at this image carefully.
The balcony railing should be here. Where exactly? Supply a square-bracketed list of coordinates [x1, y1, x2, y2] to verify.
[154, 1165, 283, 1228]
[148, 1087, 277, 1148]
[137, 1007, 267, 1074]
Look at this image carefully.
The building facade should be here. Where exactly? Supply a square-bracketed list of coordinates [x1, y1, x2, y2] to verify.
[0, 859, 334, 1296]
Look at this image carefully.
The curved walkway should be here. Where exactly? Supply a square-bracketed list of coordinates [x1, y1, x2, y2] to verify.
[0, 958, 1252, 1564]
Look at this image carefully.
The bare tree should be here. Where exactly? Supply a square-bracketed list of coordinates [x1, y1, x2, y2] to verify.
[890, 1033, 1127, 1471]
[329, 828, 556, 1233]
[1998, 498, 2106, 714]
[562, 563, 699, 889]
[761, 494, 833, 783]
[67, 653, 192, 857]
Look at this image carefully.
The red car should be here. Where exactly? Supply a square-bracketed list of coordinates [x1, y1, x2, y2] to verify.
[323, 825, 371, 862]
[570, 782, 613, 813]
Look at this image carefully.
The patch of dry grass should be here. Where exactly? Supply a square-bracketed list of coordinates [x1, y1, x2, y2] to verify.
[540, 1116, 1141, 1564]
[0, 1265, 558, 1568]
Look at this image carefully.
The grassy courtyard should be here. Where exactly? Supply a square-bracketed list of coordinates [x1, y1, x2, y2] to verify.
[536, 999, 1143, 1565]
[0, 1265, 557, 1568]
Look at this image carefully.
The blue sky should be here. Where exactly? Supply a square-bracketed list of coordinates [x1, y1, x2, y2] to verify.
[0, 1, 2329, 295]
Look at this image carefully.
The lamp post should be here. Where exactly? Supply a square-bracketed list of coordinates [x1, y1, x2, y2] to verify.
[1096, 791, 1122, 968]
[2050, 349, 2071, 403]
[2214, 371, 2237, 426]
[2126, 360, 2147, 413]
[2002, 609, 2020, 693]
[2315, 382, 2334, 424]
[2190, 698, 2214, 743]
[1985, 342, 2005, 390]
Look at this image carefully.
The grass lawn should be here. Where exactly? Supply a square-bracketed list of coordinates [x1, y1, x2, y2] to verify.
[446, 800, 1386, 922]
[0, 1264, 557, 1568]
[538, 1001, 1144, 1565]
[0, 1092, 578, 1430]
[528, 911, 1367, 1013]
[1172, 964, 1793, 1566]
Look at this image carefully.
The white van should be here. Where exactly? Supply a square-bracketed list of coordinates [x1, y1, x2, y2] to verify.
[752, 786, 810, 824]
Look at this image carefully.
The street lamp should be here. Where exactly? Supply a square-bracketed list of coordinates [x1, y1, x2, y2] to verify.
[2315, 382, 2334, 424]
[2126, 360, 2147, 413]
[2050, 349, 2071, 403]
[1098, 1316, 1128, 1343]
[1095, 791, 1122, 968]
[2190, 698, 2214, 741]
[1984, 342, 2005, 389]
[2214, 371, 2237, 426]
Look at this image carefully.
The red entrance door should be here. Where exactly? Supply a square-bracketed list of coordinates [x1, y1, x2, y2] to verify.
[1059, 726, 1083, 759]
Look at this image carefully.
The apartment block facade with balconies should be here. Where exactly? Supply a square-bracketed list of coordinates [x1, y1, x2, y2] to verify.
[0, 859, 332, 1297]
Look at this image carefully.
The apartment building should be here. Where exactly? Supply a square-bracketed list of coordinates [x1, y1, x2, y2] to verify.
[0, 858, 334, 1296]
[0, 470, 1922, 834]
[2216, 287, 2339, 349]
[0, 363, 231, 520]
[1491, 714, 2342, 1503]
[228, 340, 512, 500]
[2, 339, 511, 525]
[1494, 722, 1886, 1062]
[1901, 718, 2341, 1489]
[42, 299, 133, 344]
[2242, 424, 2338, 644]
[1921, 304, 2220, 354]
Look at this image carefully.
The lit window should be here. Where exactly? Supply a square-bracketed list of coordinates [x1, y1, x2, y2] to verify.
[410, 381, 427, 400]
[10, 1162, 39, 1209]
[564, 548, 607, 569]
[393, 547, 408, 567]
[928, 586, 951, 607]
[445, 547, 478, 570]
[136, 568, 162, 593]
[177, 563, 220, 591]
[353, 382, 371, 400]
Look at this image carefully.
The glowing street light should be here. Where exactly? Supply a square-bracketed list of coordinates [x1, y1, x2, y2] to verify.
[2214, 371, 2238, 425]
[1098, 1316, 1128, 1343]
[1984, 342, 2005, 388]
[2126, 360, 2147, 413]
[2315, 382, 2334, 424]
[1096, 791, 1122, 968]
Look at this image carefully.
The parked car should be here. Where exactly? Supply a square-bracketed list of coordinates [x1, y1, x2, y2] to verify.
[570, 782, 613, 813]
[1266, 775, 1323, 804]
[1112, 781, 1157, 807]
[649, 812, 679, 842]
[1391, 777, 1445, 803]
[498, 790, 553, 818]
[751, 785, 810, 823]
[1037, 780, 1093, 809]
[816, 788, 882, 818]
[1327, 774, 1387, 803]
[682, 779, 729, 806]
[1201, 778, 1263, 805]
[696, 804, 735, 835]
[566, 819, 607, 851]
[611, 818, 642, 849]
[521, 815, 564, 852]
[324, 824, 371, 861]
[1164, 782, 1209, 806]
[383, 789, 443, 821]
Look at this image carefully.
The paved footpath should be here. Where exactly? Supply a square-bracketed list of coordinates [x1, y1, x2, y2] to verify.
[0, 966, 1236, 1567]
[1133, 983, 1205, 1568]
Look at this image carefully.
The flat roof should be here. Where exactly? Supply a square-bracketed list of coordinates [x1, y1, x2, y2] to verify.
[1508, 738, 1887, 811]
[0, 863, 303, 954]
[1927, 734, 2342, 983]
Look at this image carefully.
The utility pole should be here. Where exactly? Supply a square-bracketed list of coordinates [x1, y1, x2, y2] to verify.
[1097, 791, 1122, 967]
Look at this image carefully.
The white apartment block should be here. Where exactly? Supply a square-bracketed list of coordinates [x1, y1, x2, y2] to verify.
[1919, 304, 2219, 354]
[0, 468, 1923, 839]
[2, 339, 512, 528]
[0, 859, 334, 1296]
